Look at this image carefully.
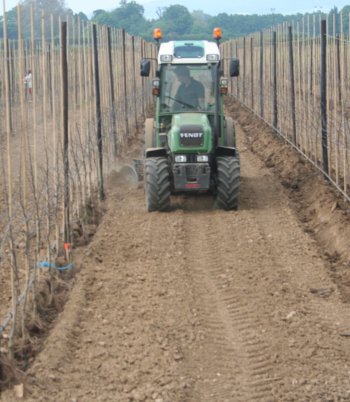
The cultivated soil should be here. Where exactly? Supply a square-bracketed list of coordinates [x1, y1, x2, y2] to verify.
[2, 98, 350, 401]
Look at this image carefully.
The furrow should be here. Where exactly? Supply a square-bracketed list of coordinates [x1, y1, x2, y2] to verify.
[183, 211, 279, 401]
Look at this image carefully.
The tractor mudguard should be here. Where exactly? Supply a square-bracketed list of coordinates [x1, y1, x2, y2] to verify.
[216, 146, 237, 157]
[145, 147, 167, 158]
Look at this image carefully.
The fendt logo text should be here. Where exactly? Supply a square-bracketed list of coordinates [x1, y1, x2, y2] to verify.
[180, 133, 203, 138]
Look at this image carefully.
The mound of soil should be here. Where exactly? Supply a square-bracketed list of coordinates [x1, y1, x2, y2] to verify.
[227, 97, 350, 302]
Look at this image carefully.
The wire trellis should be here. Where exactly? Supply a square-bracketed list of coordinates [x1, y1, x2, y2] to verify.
[222, 12, 350, 201]
[0, 4, 155, 359]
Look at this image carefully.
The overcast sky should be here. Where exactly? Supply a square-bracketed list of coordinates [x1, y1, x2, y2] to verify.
[2, 0, 350, 19]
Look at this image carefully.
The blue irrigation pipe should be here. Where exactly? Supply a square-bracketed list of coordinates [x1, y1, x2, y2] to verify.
[36, 261, 75, 271]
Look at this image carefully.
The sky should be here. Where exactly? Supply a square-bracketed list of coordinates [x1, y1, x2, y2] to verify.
[2, 0, 350, 19]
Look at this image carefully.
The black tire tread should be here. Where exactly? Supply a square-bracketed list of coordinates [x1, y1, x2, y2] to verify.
[215, 155, 240, 210]
[145, 157, 171, 211]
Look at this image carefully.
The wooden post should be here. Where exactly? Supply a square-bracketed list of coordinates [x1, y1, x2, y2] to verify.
[272, 31, 277, 129]
[107, 26, 117, 155]
[320, 19, 329, 175]
[230, 40, 235, 95]
[92, 24, 105, 201]
[250, 37, 254, 110]
[30, 7, 37, 192]
[310, 23, 313, 95]
[304, 19, 310, 154]
[334, 33, 340, 184]
[121, 29, 129, 138]
[18, 4, 28, 205]
[288, 25, 297, 145]
[336, 34, 342, 104]
[61, 21, 70, 244]
[341, 14, 348, 194]
[259, 31, 264, 117]
[9, 40, 15, 104]
[141, 39, 146, 119]
[42, 11, 48, 145]
[243, 36, 246, 103]
[313, 15, 318, 162]
[299, 20, 304, 153]
[236, 41, 240, 99]
[51, 14, 60, 254]
[47, 42, 52, 114]
[29, 2, 40, 316]
[3, 0, 17, 358]
[5, 38, 12, 132]
[132, 36, 138, 132]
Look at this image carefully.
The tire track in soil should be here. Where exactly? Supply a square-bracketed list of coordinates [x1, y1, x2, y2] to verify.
[181, 202, 278, 400]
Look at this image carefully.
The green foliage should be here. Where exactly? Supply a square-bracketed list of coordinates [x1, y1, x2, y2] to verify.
[209, 12, 287, 37]
[1, 8, 18, 38]
[191, 10, 211, 35]
[92, 10, 106, 19]
[92, 1, 151, 36]
[160, 5, 193, 36]
[93, 10, 115, 26]
[75, 12, 89, 22]
[0, 0, 73, 39]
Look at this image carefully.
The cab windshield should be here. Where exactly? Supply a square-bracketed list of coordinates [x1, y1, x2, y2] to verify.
[159, 64, 217, 113]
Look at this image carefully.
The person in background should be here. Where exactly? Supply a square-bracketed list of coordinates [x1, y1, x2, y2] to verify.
[24, 70, 32, 100]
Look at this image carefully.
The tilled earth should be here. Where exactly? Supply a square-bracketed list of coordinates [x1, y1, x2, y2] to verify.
[2, 100, 350, 401]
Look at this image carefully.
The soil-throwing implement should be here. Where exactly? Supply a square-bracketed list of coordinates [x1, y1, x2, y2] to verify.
[140, 27, 240, 211]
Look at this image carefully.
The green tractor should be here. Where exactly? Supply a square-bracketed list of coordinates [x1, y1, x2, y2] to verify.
[140, 28, 240, 211]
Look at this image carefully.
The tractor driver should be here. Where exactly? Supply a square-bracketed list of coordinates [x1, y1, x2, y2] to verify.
[173, 65, 205, 110]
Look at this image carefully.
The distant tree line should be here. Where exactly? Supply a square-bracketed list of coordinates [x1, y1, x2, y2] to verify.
[0, 0, 88, 39]
[1, 0, 349, 40]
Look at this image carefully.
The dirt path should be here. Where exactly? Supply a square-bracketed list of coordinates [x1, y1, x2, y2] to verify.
[2, 104, 350, 401]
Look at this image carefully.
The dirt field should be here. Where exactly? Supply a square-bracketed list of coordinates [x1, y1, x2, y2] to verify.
[2, 99, 350, 401]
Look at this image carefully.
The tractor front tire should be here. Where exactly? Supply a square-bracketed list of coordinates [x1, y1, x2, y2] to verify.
[144, 157, 171, 212]
[215, 155, 240, 210]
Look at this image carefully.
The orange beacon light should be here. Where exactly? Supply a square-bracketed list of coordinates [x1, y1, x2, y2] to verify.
[213, 27, 222, 40]
[153, 28, 162, 40]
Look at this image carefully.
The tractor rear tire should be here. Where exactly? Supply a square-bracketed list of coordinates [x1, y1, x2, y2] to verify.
[144, 157, 171, 212]
[215, 154, 240, 210]
[223, 117, 236, 148]
[145, 118, 156, 149]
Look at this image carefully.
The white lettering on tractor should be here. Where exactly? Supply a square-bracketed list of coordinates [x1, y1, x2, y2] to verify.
[180, 133, 203, 138]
